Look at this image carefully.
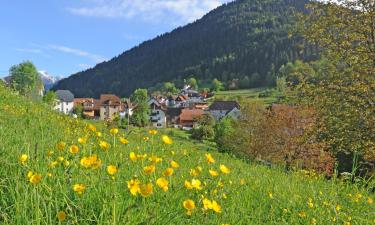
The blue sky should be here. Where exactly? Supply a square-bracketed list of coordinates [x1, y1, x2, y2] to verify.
[0, 0, 232, 78]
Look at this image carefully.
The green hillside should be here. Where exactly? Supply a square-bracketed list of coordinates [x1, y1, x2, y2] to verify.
[0, 85, 374, 224]
[53, 0, 317, 98]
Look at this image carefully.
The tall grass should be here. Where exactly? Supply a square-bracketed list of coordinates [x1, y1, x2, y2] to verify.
[0, 86, 374, 225]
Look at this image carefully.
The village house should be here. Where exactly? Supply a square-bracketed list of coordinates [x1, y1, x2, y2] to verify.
[179, 108, 205, 130]
[166, 107, 182, 128]
[54, 90, 74, 115]
[99, 94, 122, 120]
[208, 101, 240, 121]
[73, 98, 95, 118]
[149, 98, 167, 128]
[119, 100, 134, 119]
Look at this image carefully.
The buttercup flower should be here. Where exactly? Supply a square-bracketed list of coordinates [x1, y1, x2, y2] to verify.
[205, 153, 215, 164]
[119, 137, 129, 145]
[183, 199, 195, 215]
[149, 130, 157, 135]
[129, 152, 137, 162]
[29, 173, 42, 184]
[209, 169, 219, 177]
[107, 165, 118, 175]
[171, 160, 180, 168]
[69, 145, 79, 154]
[156, 177, 169, 192]
[57, 211, 66, 221]
[163, 168, 174, 177]
[99, 141, 110, 151]
[110, 128, 119, 135]
[139, 183, 153, 197]
[78, 137, 87, 144]
[162, 135, 173, 145]
[73, 184, 86, 194]
[127, 179, 140, 196]
[19, 154, 28, 164]
[219, 165, 230, 174]
[212, 200, 221, 213]
[57, 141, 66, 151]
[144, 165, 156, 174]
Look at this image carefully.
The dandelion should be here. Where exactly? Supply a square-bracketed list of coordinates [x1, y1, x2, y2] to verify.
[119, 137, 129, 145]
[107, 165, 118, 175]
[149, 130, 157, 135]
[163, 168, 174, 177]
[69, 145, 79, 154]
[183, 199, 195, 215]
[110, 128, 119, 135]
[127, 179, 140, 196]
[219, 165, 230, 174]
[171, 160, 179, 168]
[203, 198, 213, 210]
[29, 173, 42, 184]
[212, 200, 221, 213]
[162, 135, 173, 145]
[205, 153, 215, 164]
[129, 152, 137, 162]
[19, 154, 28, 164]
[144, 165, 156, 174]
[139, 183, 153, 197]
[156, 177, 169, 192]
[57, 141, 66, 151]
[99, 141, 110, 151]
[73, 184, 86, 194]
[57, 211, 66, 221]
[209, 169, 219, 177]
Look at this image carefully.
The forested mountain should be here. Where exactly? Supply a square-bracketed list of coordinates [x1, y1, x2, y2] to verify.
[53, 0, 316, 98]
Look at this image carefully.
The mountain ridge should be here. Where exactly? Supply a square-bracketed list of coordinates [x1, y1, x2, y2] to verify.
[53, 0, 315, 98]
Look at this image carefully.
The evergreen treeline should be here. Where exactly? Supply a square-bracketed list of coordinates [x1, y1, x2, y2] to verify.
[53, 0, 317, 97]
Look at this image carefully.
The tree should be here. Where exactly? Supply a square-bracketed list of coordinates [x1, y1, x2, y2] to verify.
[162, 82, 178, 95]
[42, 91, 57, 106]
[73, 104, 84, 118]
[10, 61, 41, 95]
[130, 89, 150, 127]
[293, 0, 375, 172]
[212, 78, 224, 92]
[187, 77, 198, 90]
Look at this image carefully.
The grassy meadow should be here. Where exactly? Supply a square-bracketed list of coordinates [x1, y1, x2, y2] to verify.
[0, 85, 374, 225]
[212, 88, 280, 105]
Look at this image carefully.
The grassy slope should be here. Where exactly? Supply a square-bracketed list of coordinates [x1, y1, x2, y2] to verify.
[212, 88, 280, 105]
[0, 85, 374, 225]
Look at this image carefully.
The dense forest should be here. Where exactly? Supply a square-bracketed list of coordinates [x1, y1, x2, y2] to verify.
[53, 0, 317, 98]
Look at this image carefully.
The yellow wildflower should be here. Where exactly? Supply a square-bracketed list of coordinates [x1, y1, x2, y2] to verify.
[156, 177, 169, 192]
[149, 155, 162, 164]
[27, 171, 33, 178]
[110, 128, 119, 135]
[163, 168, 174, 177]
[171, 160, 180, 168]
[219, 165, 230, 174]
[96, 132, 102, 137]
[58, 156, 64, 162]
[299, 211, 306, 218]
[127, 179, 140, 196]
[137, 154, 147, 160]
[129, 152, 137, 162]
[368, 197, 373, 204]
[73, 184, 86, 194]
[87, 124, 96, 132]
[184, 180, 193, 190]
[57, 141, 66, 151]
[143, 137, 150, 142]
[162, 135, 173, 145]
[240, 179, 246, 185]
[57, 211, 66, 221]
[29, 173, 42, 184]
[212, 200, 221, 213]
[119, 137, 129, 145]
[78, 137, 87, 144]
[148, 130, 157, 135]
[183, 199, 195, 215]
[139, 183, 153, 197]
[191, 179, 202, 190]
[203, 198, 212, 210]
[69, 145, 79, 154]
[143, 165, 156, 174]
[269, 192, 274, 199]
[99, 141, 110, 151]
[205, 153, 215, 164]
[209, 169, 219, 177]
[336, 205, 341, 211]
[107, 165, 118, 175]
[19, 154, 28, 164]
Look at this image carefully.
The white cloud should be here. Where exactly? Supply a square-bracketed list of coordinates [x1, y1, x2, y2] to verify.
[48, 44, 107, 63]
[67, 0, 232, 24]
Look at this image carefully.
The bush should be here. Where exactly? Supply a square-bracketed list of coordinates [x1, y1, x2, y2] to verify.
[191, 125, 215, 141]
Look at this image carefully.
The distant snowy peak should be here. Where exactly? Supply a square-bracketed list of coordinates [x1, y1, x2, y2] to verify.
[38, 71, 61, 90]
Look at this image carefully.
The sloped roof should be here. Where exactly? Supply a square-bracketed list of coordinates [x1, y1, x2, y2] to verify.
[209, 101, 240, 111]
[56, 90, 74, 102]
[179, 109, 205, 121]
[74, 98, 94, 105]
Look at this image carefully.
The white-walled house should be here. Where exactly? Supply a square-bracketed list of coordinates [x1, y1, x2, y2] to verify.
[54, 90, 74, 115]
[148, 98, 167, 128]
[208, 101, 240, 121]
